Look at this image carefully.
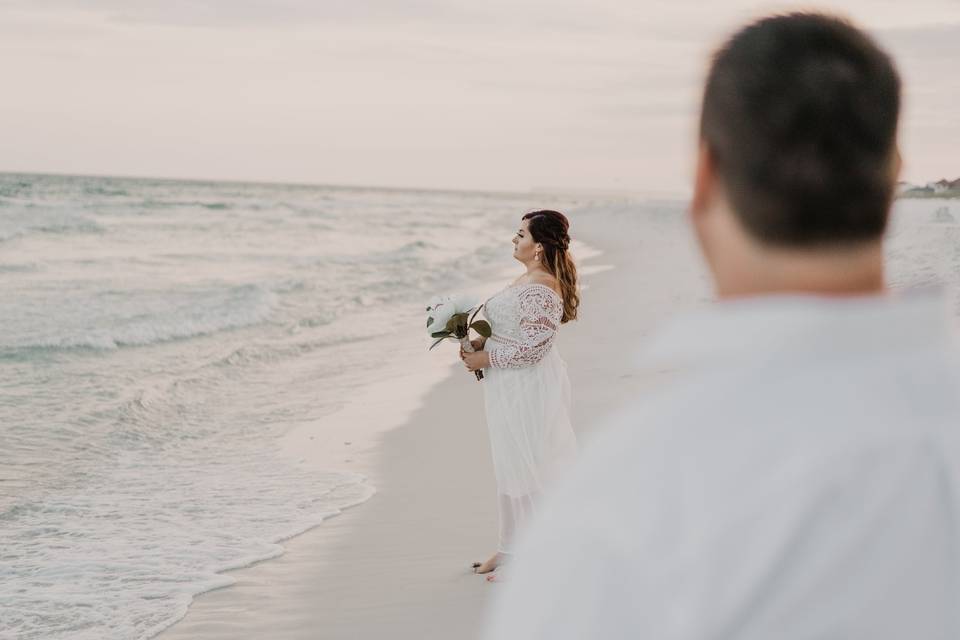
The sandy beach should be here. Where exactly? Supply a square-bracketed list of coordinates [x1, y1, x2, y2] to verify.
[154, 200, 709, 640]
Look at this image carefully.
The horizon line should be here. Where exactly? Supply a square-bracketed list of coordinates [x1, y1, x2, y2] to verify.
[0, 169, 689, 201]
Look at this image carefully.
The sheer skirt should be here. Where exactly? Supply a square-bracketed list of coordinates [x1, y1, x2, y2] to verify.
[482, 345, 578, 553]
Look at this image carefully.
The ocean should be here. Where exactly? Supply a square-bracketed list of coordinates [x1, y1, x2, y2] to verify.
[0, 173, 586, 639]
[1, 172, 957, 640]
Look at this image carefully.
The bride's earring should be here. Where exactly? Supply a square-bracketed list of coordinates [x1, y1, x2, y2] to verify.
[535, 247, 542, 262]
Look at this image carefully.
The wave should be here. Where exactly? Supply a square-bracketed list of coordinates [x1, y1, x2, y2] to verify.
[0, 178, 34, 199]
[211, 332, 367, 369]
[82, 185, 130, 197]
[0, 463, 375, 640]
[311, 240, 438, 270]
[138, 199, 233, 210]
[0, 262, 39, 273]
[0, 210, 105, 243]
[2, 284, 278, 353]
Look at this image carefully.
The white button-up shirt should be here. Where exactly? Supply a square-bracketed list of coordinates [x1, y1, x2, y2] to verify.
[483, 290, 960, 640]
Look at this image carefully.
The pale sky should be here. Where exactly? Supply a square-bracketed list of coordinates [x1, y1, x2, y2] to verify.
[0, 0, 957, 193]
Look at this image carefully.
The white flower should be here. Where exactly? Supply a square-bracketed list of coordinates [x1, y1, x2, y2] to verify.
[425, 295, 446, 312]
[426, 293, 479, 336]
[426, 295, 453, 336]
[450, 293, 479, 314]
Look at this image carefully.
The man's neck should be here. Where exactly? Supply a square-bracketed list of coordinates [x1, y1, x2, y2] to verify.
[715, 241, 886, 300]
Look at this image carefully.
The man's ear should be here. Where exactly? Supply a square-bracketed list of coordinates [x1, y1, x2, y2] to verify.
[691, 141, 715, 219]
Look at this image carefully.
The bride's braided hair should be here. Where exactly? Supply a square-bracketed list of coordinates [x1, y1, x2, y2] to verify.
[522, 210, 580, 323]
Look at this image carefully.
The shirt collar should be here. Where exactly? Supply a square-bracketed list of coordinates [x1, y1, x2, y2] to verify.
[638, 287, 956, 372]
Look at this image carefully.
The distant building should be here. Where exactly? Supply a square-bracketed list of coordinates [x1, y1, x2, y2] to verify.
[897, 177, 958, 198]
[929, 179, 952, 193]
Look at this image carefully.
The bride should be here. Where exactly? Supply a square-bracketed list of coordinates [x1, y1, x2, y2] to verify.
[460, 209, 580, 581]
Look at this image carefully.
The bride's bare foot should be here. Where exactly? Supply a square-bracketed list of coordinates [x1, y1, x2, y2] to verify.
[472, 552, 504, 574]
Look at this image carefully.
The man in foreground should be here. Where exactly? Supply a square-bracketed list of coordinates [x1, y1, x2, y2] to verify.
[483, 13, 960, 639]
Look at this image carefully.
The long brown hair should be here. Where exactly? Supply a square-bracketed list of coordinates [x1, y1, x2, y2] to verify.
[522, 210, 579, 323]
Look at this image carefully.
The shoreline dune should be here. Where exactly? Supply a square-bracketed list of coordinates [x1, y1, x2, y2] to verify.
[158, 202, 709, 639]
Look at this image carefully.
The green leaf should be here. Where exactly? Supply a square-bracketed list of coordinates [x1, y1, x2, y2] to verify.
[431, 330, 451, 339]
[428, 337, 446, 351]
[469, 320, 492, 337]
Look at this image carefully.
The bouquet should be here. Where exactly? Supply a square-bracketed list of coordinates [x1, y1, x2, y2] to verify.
[426, 294, 491, 381]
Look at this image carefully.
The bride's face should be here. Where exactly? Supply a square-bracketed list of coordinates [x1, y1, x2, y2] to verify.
[512, 219, 539, 263]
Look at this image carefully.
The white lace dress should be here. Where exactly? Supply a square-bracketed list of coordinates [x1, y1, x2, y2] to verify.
[481, 283, 579, 554]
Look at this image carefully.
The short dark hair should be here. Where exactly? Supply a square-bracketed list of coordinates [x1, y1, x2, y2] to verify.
[700, 13, 901, 248]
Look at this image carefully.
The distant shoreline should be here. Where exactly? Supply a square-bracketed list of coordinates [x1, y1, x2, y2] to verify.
[898, 177, 960, 200]
[897, 191, 960, 200]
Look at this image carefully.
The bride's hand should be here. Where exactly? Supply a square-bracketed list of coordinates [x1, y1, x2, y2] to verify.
[461, 350, 490, 372]
[459, 339, 485, 360]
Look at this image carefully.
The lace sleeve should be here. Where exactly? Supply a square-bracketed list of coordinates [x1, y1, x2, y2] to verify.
[488, 286, 562, 369]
